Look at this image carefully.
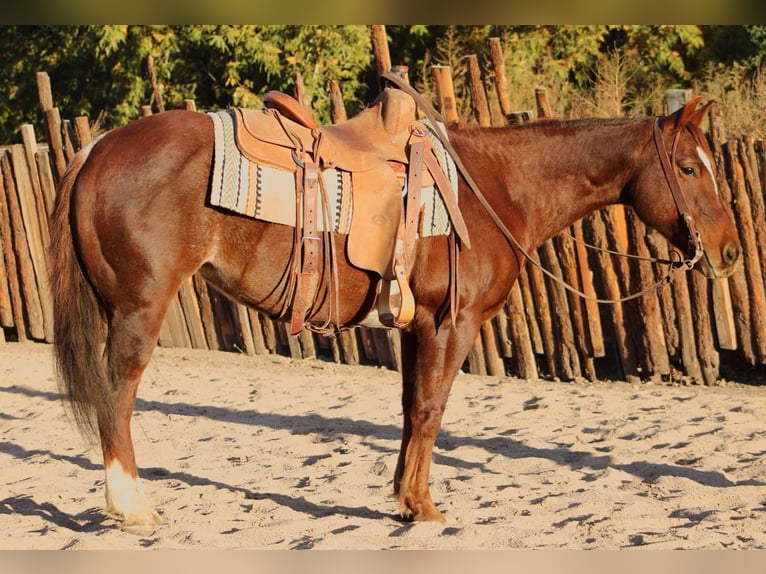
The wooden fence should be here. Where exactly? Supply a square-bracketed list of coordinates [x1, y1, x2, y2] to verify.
[1, 29, 765, 385]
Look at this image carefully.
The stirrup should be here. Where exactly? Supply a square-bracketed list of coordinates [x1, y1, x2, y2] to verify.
[378, 264, 415, 328]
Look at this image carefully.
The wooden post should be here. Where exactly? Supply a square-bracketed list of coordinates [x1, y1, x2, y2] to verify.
[338, 329, 360, 366]
[689, 272, 720, 384]
[625, 211, 670, 379]
[62, 119, 76, 162]
[10, 145, 53, 342]
[328, 79, 347, 123]
[506, 282, 538, 379]
[44, 108, 68, 181]
[1, 152, 43, 340]
[526, 251, 557, 378]
[35, 150, 56, 215]
[467, 331, 487, 375]
[481, 320, 505, 376]
[19, 125, 46, 229]
[192, 274, 221, 350]
[141, 105, 153, 117]
[584, 210, 640, 382]
[488, 37, 512, 117]
[711, 152, 754, 363]
[37, 72, 66, 180]
[0, 231, 11, 328]
[294, 71, 311, 114]
[555, 231, 596, 381]
[466, 55, 491, 127]
[572, 220, 605, 358]
[539, 240, 580, 380]
[371, 25, 392, 79]
[246, 309, 269, 355]
[643, 229, 680, 360]
[73, 116, 92, 149]
[184, 99, 197, 112]
[431, 65, 460, 123]
[535, 86, 553, 119]
[723, 139, 766, 362]
[235, 303, 256, 356]
[741, 136, 766, 278]
[178, 277, 208, 349]
[0, 167, 20, 332]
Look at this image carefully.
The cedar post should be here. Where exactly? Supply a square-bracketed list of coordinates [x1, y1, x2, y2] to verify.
[724, 140, 766, 362]
[466, 55, 491, 127]
[555, 230, 597, 380]
[0, 161, 24, 337]
[10, 144, 53, 342]
[371, 25, 392, 79]
[73, 116, 92, 149]
[328, 80, 348, 123]
[294, 71, 311, 114]
[1, 152, 44, 340]
[488, 37, 512, 118]
[431, 66, 460, 123]
[36, 73, 68, 182]
[506, 282, 538, 380]
[625, 211, 670, 379]
[539, 240, 580, 380]
[535, 86, 553, 119]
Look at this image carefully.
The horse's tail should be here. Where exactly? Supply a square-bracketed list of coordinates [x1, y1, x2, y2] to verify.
[49, 137, 113, 441]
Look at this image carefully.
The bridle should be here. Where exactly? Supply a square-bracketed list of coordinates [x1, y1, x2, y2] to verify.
[380, 71, 705, 304]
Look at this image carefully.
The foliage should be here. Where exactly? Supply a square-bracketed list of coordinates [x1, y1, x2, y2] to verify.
[0, 25, 764, 144]
[0, 25, 372, 142]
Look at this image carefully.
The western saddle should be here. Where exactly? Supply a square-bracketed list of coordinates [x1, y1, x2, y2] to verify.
[229, 84, 470, 335]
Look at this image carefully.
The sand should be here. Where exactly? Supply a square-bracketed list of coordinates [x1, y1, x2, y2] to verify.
[1, 341, 765, 550]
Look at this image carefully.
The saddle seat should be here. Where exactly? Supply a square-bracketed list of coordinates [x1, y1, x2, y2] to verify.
[237, 88, 424, 173]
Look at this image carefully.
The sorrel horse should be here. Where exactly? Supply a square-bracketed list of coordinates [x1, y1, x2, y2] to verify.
[49, 93, 740, 530]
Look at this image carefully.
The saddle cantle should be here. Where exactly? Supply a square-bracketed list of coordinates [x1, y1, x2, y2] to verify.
[216, 87, 470, 334]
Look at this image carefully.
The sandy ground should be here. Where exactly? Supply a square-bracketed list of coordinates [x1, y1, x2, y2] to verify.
[1, 341, 765, 550]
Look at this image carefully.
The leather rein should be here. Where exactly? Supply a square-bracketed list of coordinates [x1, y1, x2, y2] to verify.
[380, 72, 704, 304]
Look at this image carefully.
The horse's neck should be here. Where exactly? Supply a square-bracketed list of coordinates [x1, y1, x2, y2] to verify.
[452, 119, 647, 251]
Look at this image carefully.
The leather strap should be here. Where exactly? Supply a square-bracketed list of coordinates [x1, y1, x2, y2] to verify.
[405, 140, 425, 259]
[289, 162, 321, 335]
[652, 119, 703, 265]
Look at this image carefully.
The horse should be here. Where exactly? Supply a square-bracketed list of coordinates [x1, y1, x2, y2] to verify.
[49, 92, 741, 530]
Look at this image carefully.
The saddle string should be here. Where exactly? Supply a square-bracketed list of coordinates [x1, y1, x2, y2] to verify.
[379, 71, 703, 305]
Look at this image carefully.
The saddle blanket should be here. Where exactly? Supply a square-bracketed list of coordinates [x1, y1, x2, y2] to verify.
[207, 109, 457, 237]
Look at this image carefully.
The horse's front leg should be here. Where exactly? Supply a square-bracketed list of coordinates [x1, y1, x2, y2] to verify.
[394, 312, 481, 522]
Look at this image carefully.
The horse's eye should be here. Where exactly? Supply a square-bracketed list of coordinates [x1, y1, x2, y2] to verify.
[680, 166, 697, 177]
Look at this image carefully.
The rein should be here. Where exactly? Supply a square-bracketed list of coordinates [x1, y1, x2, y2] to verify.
[380, 72, 704, 304]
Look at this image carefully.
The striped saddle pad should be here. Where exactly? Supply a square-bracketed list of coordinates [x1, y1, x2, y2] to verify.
[207, 109, 457, 237]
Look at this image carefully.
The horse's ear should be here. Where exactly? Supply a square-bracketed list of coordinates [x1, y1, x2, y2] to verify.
[665, 96, 714, 130]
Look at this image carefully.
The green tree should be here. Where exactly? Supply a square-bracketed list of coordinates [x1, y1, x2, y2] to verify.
[0, 25, 373, 143]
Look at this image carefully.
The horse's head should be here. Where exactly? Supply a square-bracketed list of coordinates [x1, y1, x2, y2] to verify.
[630, 97, 741, 278]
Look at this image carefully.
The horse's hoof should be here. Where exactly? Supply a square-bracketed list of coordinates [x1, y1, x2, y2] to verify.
[119, 509, 164, 535]
[399, 501, 445, 523]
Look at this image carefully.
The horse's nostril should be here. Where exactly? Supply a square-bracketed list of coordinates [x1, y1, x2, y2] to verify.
[724, 243, 740, 265]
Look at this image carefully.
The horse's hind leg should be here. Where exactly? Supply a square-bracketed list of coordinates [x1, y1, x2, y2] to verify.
[100, 305, 169, 531]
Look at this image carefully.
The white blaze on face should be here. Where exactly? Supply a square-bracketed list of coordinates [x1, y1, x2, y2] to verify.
[696, 146, 719, 196]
